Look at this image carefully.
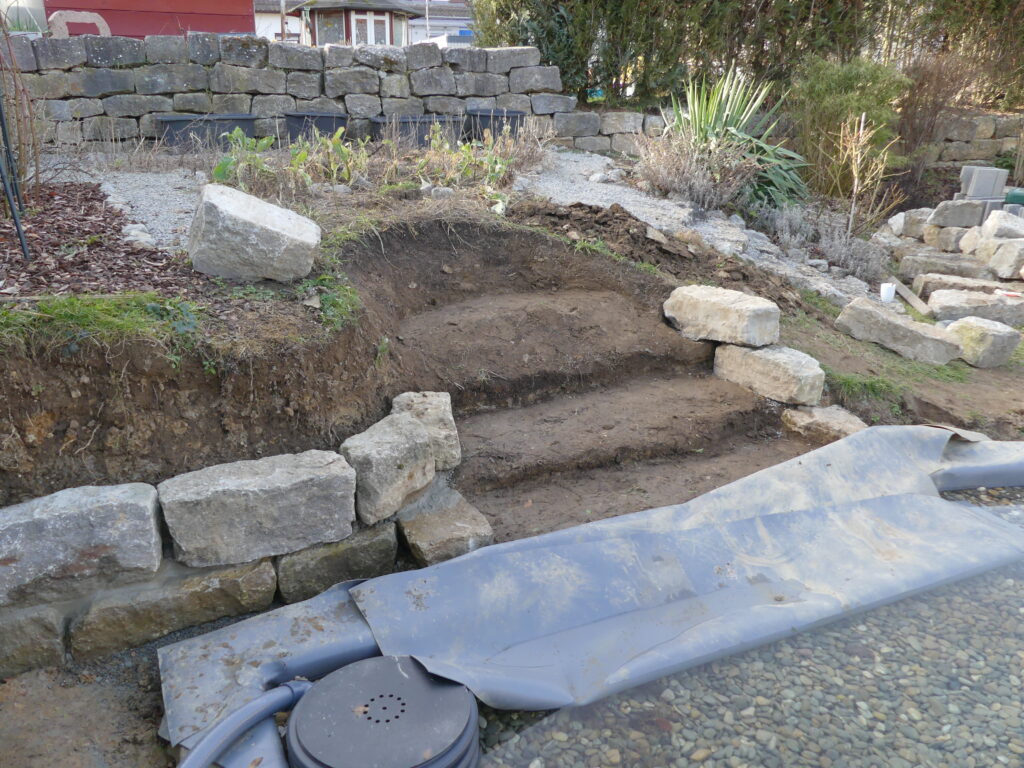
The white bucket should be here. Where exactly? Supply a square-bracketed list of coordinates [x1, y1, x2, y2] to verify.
[880, 283, 896, 302]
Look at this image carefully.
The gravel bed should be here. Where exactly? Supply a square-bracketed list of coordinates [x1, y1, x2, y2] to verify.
[479, 493, 1024, 768]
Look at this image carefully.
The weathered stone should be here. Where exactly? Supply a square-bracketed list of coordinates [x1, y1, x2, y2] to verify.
[144, 35, 188, 64]
[947, 316, 1021, 368]
[926, 200, 985, 228]
[508, 65, 561, 93]
[407, 42, 443, 70]
[496, 93, 532, 112]
[714, 345, 824, 405]
[611, 133, 639, 154]
[988, 239, 1024, 278]
[189, 184, 321, 283]
[324, 66, 379, 96]
[443, 46, 486, 72]
[902, 208, 935, 239]
[554, 111, 600, 137]
[210, 62, 285, 94]
[172, 91, 212, 112]
[419, 96, 463, 115]
[55, 121, 83, 144]
[33, 37, 86, 70]
[531, 93, 576, 114]
[101, 94, 173, 117]
[137, 111, 182, 138]
[278, 524, 397, 603]
[0, 605, 65, 678]
[869, 230, 902, 253]
[897, 245, 993, 281]
[0, 484, 160, 608]
[344, 93, 382, 118]
[912, 273, 1018, 300]
[836, 297, 961, 364]
[995, 115, 1024, 138]
[391, 391, 461, 471]
[67, 67, 135, 98]
[888, 211, 906, 236]
[464, 96, 496, 112]
[398, 486, 493, 566]
[960, 226, 983, 254]
[158, 450, 353, 568]
[485, 46, 541, 74]
[380, 72, 410, 98]
[340, 413, 435, 525]
[212, 93, 252, 113]
[600, 111, 644, 135]
[285, 70, 321, 99]
[220, 35, 268, 67]
[781, 405, 867, 443]
[296, 96, 346, 114]
[382, 97, 424, 116]
[354, 44, 406, 72]
[928, 289, 1024, 326]
[410, 66, 456, 96]
[252, 94, 296, 117]
[21, 72, 69, 100]
[941, 139, 1002, 161]
[187, 31, 220, 65]
[82, 116, 139, 141]
[575, 135, 611, 152]
[981, 210, 1024, 240]
[82, 35, 145, 67]
[134, 63, 208, 94]
[41, 97, 103, 121]
[644, 114, 666, 137]
[664, 285, 780, 346]
[69, 561, 276, 659]
[455, 72, 508, 97]
[324, 44, 354, 68]
[269, 42, 323, 70]
[1, 34, 38, 72]
[924, 225, 968, 252]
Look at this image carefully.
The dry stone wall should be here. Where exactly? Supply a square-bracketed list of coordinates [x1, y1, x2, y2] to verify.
[934, 112, 1022, 162]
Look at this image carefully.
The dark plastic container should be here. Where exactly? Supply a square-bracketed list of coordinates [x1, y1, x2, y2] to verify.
[465, 108, 527, 141]
[283, 111, 349, 142]
[370, 114, 466, 147]
[155, 114, 257, 147]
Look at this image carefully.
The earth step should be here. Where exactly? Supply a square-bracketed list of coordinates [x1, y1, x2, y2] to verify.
[453, 374, 763, 493]
[395, 289, 712, 411]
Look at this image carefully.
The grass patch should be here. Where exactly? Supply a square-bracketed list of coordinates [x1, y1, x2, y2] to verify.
[824, 366, 902, 401]
[905, 305, 936, 324]
[298, 274, 361, 330]
[799, 289, 841, 319]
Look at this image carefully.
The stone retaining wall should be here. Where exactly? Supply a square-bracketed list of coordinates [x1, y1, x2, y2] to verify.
[3, 33, 657, 150]
[933, 112, 1022, 162]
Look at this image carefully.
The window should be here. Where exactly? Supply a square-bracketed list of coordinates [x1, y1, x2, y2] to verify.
[350, 11, 391, 45]
[354, 16, 368, 44]
[393, 17, 405, 46]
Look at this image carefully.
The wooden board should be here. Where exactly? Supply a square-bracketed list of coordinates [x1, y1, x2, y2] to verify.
[886, 275, 932, 317]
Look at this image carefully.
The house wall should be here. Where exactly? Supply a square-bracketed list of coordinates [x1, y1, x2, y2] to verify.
[41, 0, 254, 37]
[254, 12, 306, 42]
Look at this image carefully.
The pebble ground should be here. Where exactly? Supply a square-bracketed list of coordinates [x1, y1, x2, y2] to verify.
[479, 490, 1024, 768]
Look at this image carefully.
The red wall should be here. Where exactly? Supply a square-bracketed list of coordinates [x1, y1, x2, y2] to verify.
[43, 0, 255, 37]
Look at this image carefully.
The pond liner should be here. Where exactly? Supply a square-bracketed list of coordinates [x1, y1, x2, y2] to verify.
[158, 425, 1024, 768]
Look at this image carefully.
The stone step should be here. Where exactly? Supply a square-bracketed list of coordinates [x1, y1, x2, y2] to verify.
[912, 273, 1024, 300]
[394, 289, 712, 412]
[452, 373, 765, 493]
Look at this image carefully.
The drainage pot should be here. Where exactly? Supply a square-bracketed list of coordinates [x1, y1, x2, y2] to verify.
[284, 112, 350, 142]
[370, 115, 466, 148]
[465, 109, 527, 142]
[156, 113, 257, 148]
[286, 655, 480, 768]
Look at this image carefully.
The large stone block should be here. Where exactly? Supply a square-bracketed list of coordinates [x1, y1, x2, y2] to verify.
[836, 297, 961, 364]
[1, 34, 38, 71]
[888, 212, 906, 236]
[354, 45, 406, 72]
[902, 208, 935, 239]
[644, 114, 666, 137]
[926, 200, 985, 228]
[174, 91, 213, 112]
[187, 32, 220, 65]
[496, 93, 532, 112]
[340, 413, 435, 525]
[133, 63, 207, 94]
[287, 70, 322, 99]
[252, 94, 296, 117]
[924, 225, 968, 253]
[714, 345, 824, 405]
[212, 93, 253, 113]
[531, 93, 576, 115]
[67, 67, 135, 98]
[69, 560, 276, 660]
[33, 37, 86, 70]
[663, 285, 780, 346]
[380, 73, 411, 99]
[145, 35, 188, 64]
[0, 484, 160, 608]
[277, 524, 397, 603]
[101, 94, 173, 117]
[296, 96, 346, 114]
[42, 97, 102, 121]
[455, 72, 508, 97]
[82, 115, 139, 141]
[410, 66, 456, 96]
[269, 42, 323, 70]
[406, 42, 443, 70]
[981, 210, 1024, 240]
[83, 35, 145, 67]
[0, 605, 65, 678]
[21, 72, 69, 100]
[399, 487, 493, 566]
[220, 35, 268, 67]
[344, 93, 382, 118]
[960, 226, 983, 254]
[382, 97, 424, 116]
[574, 135, 610, 152]
[928, 289, 1024, 326]
[947, 316, 1021, 368]
[485, 46, 541, 74]
[189, 184, 320, 283]
[911, 273, 1014, 300]
[423, 96, 465, 115]
[600, 111, 644, 135]
[158, 450, 354, 568]
[508, 65, 561, 93]
[941, 140, 1002, 161]
[896, 245, 993, 281]
[324, 44, 354, 68]
[325, 66, 380, 96]
[443, 46, 487, 72]
[988, 239, 1024, 278]
[611, 133, 639, 154]
[554, 111, 600, 137]
[391, 391, 461, 471]
[781, 405, 867, 444]
[464, 96, 496, 112]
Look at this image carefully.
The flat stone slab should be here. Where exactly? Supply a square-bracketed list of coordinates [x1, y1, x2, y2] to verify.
[341, 413, 435, 525]
[0, 604, 65, 678]
[947, 316, 1021, 368]
[278, 523, 397, 603]
[391, 391, 461, 471]
[0, 484, 161, 609]
[896, 245, 993, 281]
[781, 405, 868, 444]
[911, 273, 1020, 300]
[928, 289, 1024, 326]
[714, 345, 824, 406]
[398, 484, 493, 566]
[69, 560, 276, 660]
[663, 285, 780, 347]
[188, 183, 321, 283]
[158, 450, 355, 568]
[926, 200, 985, 228]
[835, 297, 961, 365]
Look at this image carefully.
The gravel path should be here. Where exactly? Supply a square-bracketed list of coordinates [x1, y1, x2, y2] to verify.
[479, 491, 1024, 768]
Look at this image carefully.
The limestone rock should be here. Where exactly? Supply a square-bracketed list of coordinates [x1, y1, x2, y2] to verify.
[0, 605, 66, 678]
[896, 245, 993, 281]
[33, 37, 86, 70]
[887, 212, 905, 236]
[69, 561, 276, 660]
[981, 210, 1024, 240]
[144, 35, 188, 64]
[835, 297, 961, 365]
[960, 226, 983, 254]
[926, 200, 985, 228]
[398, 485, 493, 566]
[781, 405, 867, 443]
[664, 285, 780, 346]
[220, 35, 267, 67]
[158, 450, 355, 568]
[924, 225, 968, 253]
[443, 46, 487, 72]
[714, 345, 824, 405]
[553, 111, 600, 137]
[278, 523, 397, 603]
[508, 65, 561, 93]
[268, 42, 323, 70]
[0, 484, 161, 608]
[912, 273, 1016, 300]
[902, 208, 935, 239]
[987, 239, 1024, 278]
[354, 45, 406, 72]
[947, 316, 1021, 368]
[928, 289, 1024, 326]
[531, 93, 577, 114]
[189, 184, 320, 283]
[485, 47, 541, 74]
[410, 66, 456, 96]
[391, 391, 461, 470]
[340, 413, 435, 525]
[406, 42, 443, 70]
[600, 111, 644, 135]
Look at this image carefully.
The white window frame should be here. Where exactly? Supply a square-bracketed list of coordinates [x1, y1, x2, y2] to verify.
[350, 10, 391, 45]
